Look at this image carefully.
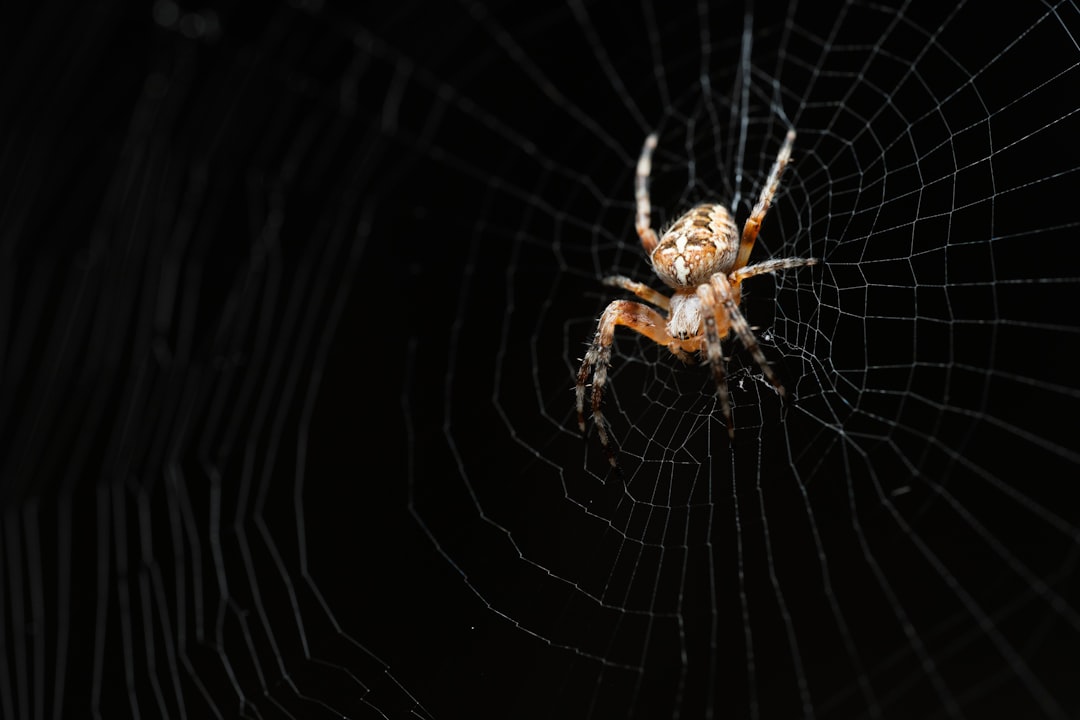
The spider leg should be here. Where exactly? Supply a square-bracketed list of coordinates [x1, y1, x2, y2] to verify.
[735, 128, 796, 270]
[696, 284, 735, 438]
[602, 275, 671, 310]
[730, 256, 817, 284]
[708, 273, 785, 396]
[576, 299, 675, 468]
[636, 133, 660, 254]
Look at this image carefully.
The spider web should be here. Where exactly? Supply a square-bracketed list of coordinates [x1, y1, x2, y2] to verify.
[3, 0, 1080, 718]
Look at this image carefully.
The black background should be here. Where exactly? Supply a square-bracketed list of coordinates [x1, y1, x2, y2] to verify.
[3, 0, 1080, 718]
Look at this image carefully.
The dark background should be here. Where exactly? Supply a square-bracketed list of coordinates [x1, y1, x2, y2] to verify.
[2, 0, 1079, 718]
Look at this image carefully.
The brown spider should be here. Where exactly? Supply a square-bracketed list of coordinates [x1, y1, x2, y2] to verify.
[576, 129, 817, 467]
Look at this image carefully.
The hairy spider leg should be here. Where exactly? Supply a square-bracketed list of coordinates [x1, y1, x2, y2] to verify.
[695, 272, 789, 437]
[635, 133, 660, 254]
[602, 275, 670, 310]
[576, 299, 676, 468]
[710, 273, 784, 394]
[699, 296, 735, 438]
[730, 256, 818, 285]
[735, 128, 796, 270]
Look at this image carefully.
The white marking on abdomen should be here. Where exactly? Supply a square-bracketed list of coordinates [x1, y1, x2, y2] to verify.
[674, 256, 689, 284]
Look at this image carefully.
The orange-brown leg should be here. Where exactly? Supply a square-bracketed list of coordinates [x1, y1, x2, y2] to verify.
[577, 299, 674, 467]
[602, 275, 671, 310]
[735, 129, 796, 270]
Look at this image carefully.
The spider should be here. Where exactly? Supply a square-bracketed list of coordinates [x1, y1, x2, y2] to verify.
[576, 129, 817, 468]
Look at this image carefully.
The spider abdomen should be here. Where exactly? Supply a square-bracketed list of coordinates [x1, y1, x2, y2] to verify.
[650, 203, 739, 288]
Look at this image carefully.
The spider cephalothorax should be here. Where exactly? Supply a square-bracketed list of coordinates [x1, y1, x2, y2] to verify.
[576, 129, 817, 468]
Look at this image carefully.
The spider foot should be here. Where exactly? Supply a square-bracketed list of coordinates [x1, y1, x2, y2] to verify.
[579, 403, 622, 473]
[598, 428, 621, 471]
